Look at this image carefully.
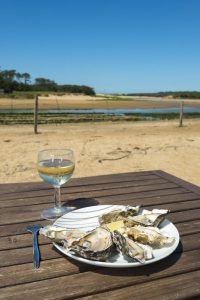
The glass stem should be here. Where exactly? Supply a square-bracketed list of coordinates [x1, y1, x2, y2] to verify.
[54, 187, 61, 208]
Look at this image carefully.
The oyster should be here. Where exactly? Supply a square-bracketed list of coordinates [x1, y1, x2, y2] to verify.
[112, 230, 153, 263]
[99, 205, 141, 225]
[123, 209, 169, 227]
[40, 225, 85, 246]
[127, 225, 175, 248]
[70, 227, 113, 261]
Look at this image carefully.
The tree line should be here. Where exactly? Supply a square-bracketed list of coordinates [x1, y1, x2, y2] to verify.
[0, 68, 95, 95]
[126, 91, 200, 99]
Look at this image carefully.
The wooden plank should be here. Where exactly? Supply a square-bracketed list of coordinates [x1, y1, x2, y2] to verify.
[0, 190, 196, 227]
[0, 220, 49, 237]
[0, 171, 156, 194]
[1, 191, 197, 237]
[0, 244, 59, 267]
[0, 176, 164, 201]
[0, 233, 49, 250]
[0, 185, 185, 225]
[0, 182, 183, 208]
[154, 170, 200, 195]
[175, 219, 200, 236]
[79, 270, 200, 300]
[1, 169, 199, 198]
[0, 231, 199, 268]
[0, 185, 190, 211]
[0, 246, 199, 290]
[0, 257, 96, 288]
[169, 208, 200, 224]
[0, 252, 199, 300]
[0, 177, 167, 204]
[0, 180, 178, 202]
[145, 198, 200, 213]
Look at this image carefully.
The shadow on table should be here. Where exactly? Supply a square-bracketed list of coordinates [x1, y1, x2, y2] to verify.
[94, 241, 183, 277]
[53, 240, 183, 275]
[62, 197, 99, 209]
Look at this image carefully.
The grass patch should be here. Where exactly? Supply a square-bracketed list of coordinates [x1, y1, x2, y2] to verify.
[126, 112, 200, 119]
[1, 112, 200, 125]
[96, 97, 136, 102]
[0, 91, 68, 99]
[0, 113, 143, 124]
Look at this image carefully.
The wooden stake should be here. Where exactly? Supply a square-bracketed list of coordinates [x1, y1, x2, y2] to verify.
[179, 101, 184, 127]
[34, 95, 38, 134]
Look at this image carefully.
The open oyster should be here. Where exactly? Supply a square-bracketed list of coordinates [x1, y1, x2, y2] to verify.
[40, 225, 85, 247]
[70, 227, 113, 261]
[123, 209, 169, 228]
[99, 205, 141, 225]
[112, 230, 153, 263]
[127, 225, 175, 248]
[40, 205, 174, 265]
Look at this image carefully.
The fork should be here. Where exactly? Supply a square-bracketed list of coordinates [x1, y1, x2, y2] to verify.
[27, 224, 43, 269]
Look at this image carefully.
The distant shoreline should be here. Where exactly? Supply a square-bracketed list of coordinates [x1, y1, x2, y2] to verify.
[1, 94, 200, 111]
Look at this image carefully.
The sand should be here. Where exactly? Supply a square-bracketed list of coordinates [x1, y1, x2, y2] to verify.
[1, 119, 200, 186]
[1, 94, 200, 110]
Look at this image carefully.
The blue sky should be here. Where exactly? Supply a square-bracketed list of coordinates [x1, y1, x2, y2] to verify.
[0, 0, 200, 93]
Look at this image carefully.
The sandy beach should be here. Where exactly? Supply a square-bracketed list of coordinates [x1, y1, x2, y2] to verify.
[1, 94, 200, 110]
[1, 118, 200, 186]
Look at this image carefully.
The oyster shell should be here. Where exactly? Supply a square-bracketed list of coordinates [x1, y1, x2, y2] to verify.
[70, 227, 113, 261]
[123, 209, 169, 227]
[40, 225, 85, 246]
[127, 225, 175, 248]
[112, 230, 153, 263]
[99, 205, 141, 225]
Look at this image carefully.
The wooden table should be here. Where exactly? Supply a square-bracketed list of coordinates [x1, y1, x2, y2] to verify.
[0, 170, 200, 300]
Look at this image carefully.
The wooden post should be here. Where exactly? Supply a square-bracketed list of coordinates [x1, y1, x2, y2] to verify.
[179, 101, 184, 127]
[34, 95, 38, 134]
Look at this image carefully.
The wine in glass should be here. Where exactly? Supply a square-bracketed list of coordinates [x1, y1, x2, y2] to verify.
[37, 148, 75, 220]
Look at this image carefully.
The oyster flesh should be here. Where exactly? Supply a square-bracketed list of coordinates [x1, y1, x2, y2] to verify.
[99, 205, 140, 225]
[127, 225, 175, 248]
[70, 227, 113, 261]
[123, 209, 169, 227]
[112, 230, 153, 263]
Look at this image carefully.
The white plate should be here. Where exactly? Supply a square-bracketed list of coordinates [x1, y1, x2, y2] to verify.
[53, 205, 180, 268]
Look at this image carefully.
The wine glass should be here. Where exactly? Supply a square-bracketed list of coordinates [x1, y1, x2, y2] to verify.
[37, 148, 75, 220]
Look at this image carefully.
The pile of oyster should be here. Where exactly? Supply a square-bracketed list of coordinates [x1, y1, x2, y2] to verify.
[40, 205, 175, 263]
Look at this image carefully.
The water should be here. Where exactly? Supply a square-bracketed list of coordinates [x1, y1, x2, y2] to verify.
[1, 107, 200, 115]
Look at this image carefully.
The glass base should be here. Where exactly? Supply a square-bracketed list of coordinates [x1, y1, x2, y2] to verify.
[41, 206, 75, 221]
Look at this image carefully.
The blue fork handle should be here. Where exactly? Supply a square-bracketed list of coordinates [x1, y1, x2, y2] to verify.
[32, 232, 40, 269]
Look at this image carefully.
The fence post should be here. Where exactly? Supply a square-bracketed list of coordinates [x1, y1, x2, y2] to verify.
[34, 95, 38, 134]
[179, 101, 184, 127]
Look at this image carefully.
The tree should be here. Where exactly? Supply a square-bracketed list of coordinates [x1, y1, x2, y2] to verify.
[34, 77, 57, 91]
[15, 72, 23, 82]
[0, 67, 96, 95]
[0, 69, 17, 92]
[35, 77, 55, 85]
[0, 69, 16, 80]
[22, 73, 31, 84]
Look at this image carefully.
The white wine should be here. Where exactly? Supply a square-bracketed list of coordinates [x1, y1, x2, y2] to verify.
[37, 159, 75, 187]
[37, 148, 75, 220]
